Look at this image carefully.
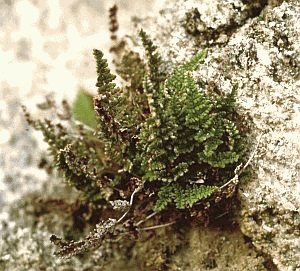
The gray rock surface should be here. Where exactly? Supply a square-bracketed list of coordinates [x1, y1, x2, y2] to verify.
[130, 0, 300, 269]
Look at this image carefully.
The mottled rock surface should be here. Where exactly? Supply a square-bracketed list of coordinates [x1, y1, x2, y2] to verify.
[135, 0, 299, 270]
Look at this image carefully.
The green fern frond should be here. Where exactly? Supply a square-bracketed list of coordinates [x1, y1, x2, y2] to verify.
[136, 41, 244, 209]
[139, 29, 164, 92]
[155, 184, 218, 211]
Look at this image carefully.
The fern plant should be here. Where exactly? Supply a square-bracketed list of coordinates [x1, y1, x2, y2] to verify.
[22, 27, 249, 258]
[23, 29, 245, 210]
[92, 29, 246, 210]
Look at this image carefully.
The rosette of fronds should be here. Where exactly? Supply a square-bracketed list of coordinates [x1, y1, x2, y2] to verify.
[23, 27, 246, 213]
[92, 29, 246, 210]
[135, 32, 245, 210]
[21, 7, 252, 260]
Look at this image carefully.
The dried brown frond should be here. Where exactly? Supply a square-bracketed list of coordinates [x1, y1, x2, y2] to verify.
[109, 4, 118, 41]
[50, 218, 119, 258]
[21, 105, 38, 129]
[56, 99, 72, 120]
